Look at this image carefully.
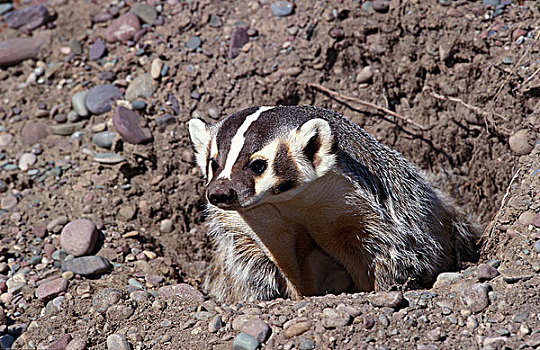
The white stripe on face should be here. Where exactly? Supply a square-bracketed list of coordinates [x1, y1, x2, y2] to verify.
[206, 137, 219, 184]
[218, 106, 274, 180]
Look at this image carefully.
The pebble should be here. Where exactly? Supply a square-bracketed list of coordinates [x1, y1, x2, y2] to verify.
[92, 131, 115, 149]
[21, 122, 48, 145]
[60, 219, 98, 257]
[0, 335, 15, 349]
[433, 272, 463, 288]
[103, 13, 141, 43]
[112, 107, 153, 144]
[185, 36, 201, 50]
[66, 338, 86, 350]
[460, 283, 490, 313]
[4, 5, 51, 32]
[476, 264, 498, 280]
[106, 334, 131, 350]
[89, 40, 106, 61]
[50, 122, 84, 136]
[322, 308, 352, 329]
[373, 0, 391, 12]
[151, 58, 163, 79]
[62, 256, 111, 276]
[93, 153, 126, 164]
[125, 74, 157, 101]
[284, 321, 311, 338]
[208, 315, 223, 333]
[519, 211, 536, 226]
[157, 283, 204, 302]
[36, 278, 68, 301]
[107, 305, 135, 321]
[534, 240, 540, 254]
[72, 91, 89, 117]
[512, 29, 528, 42]
[131, 3, 157, 24]
[299, 339, 316, 350]
[369, 291, 403, 308]
[92, 288, 124, 313]
[1, 194, 17, 210]
[241, 319, 270, 342]
[209, 15, 222, 28]
[85, 84, 123, 115]
[47, 333, 72, 350]
[47, 215, 69, 232]
[18, 153, 36, 171]
[0, 133, 13, 147]
[229, 27, 249, 59]
[131, 100, 147, 110]
[482, 0, 499, 7]
[92, 12, 112, 23]
[271, 1, 294, 17]
[509, 129, 533, 155]
[233, 333, 259, 350]
[160, 219, 173, 233]
[356, 66, 374, 84]
[0, 36, 48, 67]
[69, 38, 82, 55]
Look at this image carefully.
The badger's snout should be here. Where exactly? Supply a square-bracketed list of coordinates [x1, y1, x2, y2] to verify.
[207, 179, 238, 208]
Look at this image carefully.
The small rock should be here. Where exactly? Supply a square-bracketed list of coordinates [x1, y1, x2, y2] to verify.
[131, 3, 157, 24]
[85, 84, 123, 115]
[106, 334, 131, 350]
[233, 333, 259, 350]
[72, 91, 89, 117]
[460, 283, 490, 313]
[125, 74, 157, 101]
[534, 240, 540, 254]
[92, 12, 112, 23]
[60, 219, 99, 257]
[284, 321, 311, 338]
[299, 339, 316, 350]
[157, 284, 204, 302]
[92, 288, 124, 313]
[0, 133, 13, 147]
[433, 272, 463, 288]
[208, 315, 223, 333]
[36, 278, 68, 301]
[512, 29, 528, 42]
[66, 338, 87, 350]
[112, 107, 153, 144]
[21, 122, 48, 145]
[426, 327, 443, 341]
[106, 305, 135, 321]
[477, 264, 498, 280]
[229, 27, 249, 59]
[62, 256, 111, 276]
[0, 36, 48, 67]
[4, 5, 51, 32]
[482, 0, 500, 7]
[372, 0, 390, 12]
[18, 153, 36, 171]
[47, 333, 72, 350]
[1, 194, 17, 210]
[369, 291, 403, 308]
[47, 215, 69, 232]
[93, 153, 126, 164]
[151, 58, 163, 79]
[185, 36, 201, 51]
[356, 66, 373, 84]
[271, 1, 294, 17]
[89, 40, 106, 61]
[322, 308, 352, 329]
[160, 219, 173, 233]
[209, 15, 222, 28]
[131, 100, 147, 110]
[519, 211, 536, 226]
[50, 122, 84, 136]
[102, 12, 141, 43]
[509, 129, 534, 155]
[0, 335, 15, 350]
[241, 319, 270, 342]
[92, 131, 116, 149]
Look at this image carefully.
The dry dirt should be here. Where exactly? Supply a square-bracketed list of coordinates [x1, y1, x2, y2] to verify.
[0, 0, 539, 349]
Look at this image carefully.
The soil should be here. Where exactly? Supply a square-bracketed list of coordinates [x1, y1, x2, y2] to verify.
[0, 0, 539, 349]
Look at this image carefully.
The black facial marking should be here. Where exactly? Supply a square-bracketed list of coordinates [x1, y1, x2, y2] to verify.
[272, 143, 299, 194]
[248, 159, 267, 176]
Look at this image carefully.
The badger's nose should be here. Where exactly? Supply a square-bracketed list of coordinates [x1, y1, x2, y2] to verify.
[207, 184, 238, 207]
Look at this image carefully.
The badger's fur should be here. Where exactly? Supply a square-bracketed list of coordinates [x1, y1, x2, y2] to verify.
[188, 105, 479, 302]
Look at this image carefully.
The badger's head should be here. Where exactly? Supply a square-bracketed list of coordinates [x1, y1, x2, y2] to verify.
[188, 106, 337, 210]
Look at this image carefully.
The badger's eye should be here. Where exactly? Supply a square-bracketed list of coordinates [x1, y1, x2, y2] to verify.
[210, 158, 219, 173]
[248, 159, 267, 175]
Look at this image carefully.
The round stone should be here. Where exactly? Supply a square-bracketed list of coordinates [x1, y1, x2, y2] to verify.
[85, 84, 123, 115]
[112, 107, 153, 144]
[151, 58, 163, 79]
[1, 194, 17, 210]
[60, 219, 99, 257]
[89, 40, 107, 61]
[125, 74, 157, 101]
[271, 1, 294, 17]
[18, 153, 36, 171]
[509, 129, 534, 155]
[92, 131, 116, 149]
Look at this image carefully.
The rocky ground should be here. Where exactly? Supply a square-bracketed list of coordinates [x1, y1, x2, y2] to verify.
[0, 0, 539, 349]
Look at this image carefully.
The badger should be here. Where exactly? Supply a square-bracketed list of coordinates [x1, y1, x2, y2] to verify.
[188, 105, 478, 302]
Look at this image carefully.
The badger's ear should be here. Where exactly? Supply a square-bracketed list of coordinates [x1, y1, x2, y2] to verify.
[188, 119, 212, 175]
[289, 118, 336, 176]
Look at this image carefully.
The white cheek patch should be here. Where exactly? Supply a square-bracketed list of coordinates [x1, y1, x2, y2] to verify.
[218, 106, 274, 180]
[188, 119, 212, 177]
